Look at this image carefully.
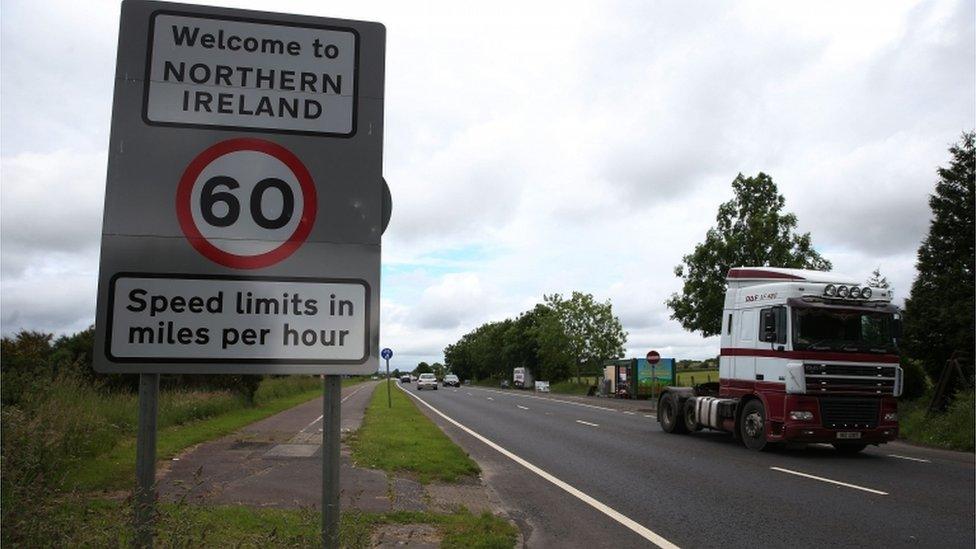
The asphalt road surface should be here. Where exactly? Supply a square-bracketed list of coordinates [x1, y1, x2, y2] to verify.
[400, 383, 975, 549]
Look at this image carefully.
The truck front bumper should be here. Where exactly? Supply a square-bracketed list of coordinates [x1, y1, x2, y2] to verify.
[781, 424, 898, 444]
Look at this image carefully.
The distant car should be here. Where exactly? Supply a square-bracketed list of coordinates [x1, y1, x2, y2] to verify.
[400, 375, 411, 383]
[442, 374, 460, 387]
[416, 373, 438, 390]
[500, 379, 510, 389]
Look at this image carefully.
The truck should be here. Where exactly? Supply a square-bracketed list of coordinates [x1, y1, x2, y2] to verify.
[658, 267, 903, 453]
[513, 367, 534, 389]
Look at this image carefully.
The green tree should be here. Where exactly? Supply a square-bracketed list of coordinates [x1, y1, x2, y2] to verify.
[430, 362, 446, 378]
[867, 267, 890, 290]
[544, 292, 627, 383]
[414, 362, 433, 375]
[902, 132, 975, 389]
[667, 172, 832, 336]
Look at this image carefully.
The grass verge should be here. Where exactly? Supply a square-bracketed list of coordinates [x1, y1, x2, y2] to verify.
[898, 390, 975, 451]
[22, 497, 516, 548]
[349, 381, 479, 483]
[549, 380, 592, 395]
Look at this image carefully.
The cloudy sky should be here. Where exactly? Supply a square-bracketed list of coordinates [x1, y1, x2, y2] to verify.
[2, 0, 974, 371]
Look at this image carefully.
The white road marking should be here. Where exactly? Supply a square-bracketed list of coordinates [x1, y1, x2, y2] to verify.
[623, 411, 636, 415]
[300, 383, 367, 433]
[887, 454, 931, 463]
[487, 397, 494, 401]
[466, 392, 473, 396]
[400, 385, 678, 548]
[473, 386, 618, 412]
[644, 414, 655, 418]
[517, 405, 529, 410]
[576, 420, 600, 427]
[770, 467, 888, 495]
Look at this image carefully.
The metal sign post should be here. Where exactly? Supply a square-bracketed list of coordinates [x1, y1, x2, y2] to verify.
[322, 375, 341, 548]
[646, 350, 661, 401]
[134, 373, 159, 547]
[381, 348, 393, 408]
[94, 2, 387, 546]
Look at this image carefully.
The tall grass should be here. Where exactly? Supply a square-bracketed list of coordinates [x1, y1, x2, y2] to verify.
[0, 374, 321, 546]
[899, 390, 975, 452]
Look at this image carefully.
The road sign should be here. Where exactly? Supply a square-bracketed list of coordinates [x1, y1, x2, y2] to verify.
[381, 348, 393, 360]
[646, 350, 661, 365]
[94, 1, 386, 376]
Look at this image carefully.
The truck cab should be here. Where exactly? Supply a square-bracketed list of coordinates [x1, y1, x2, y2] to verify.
[659, 267, 903, 453]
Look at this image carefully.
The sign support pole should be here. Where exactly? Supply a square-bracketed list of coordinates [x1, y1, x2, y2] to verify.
[322, 375, 342, 548]
[134, 373, 159, 548]
[385, 358, 391, 408]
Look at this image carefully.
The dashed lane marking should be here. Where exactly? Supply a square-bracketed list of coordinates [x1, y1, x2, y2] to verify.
[517, 405, 529, 410]
[576, 420, 600, 427]
[770, 467, 888, 495]
[887, 454, 931, 463]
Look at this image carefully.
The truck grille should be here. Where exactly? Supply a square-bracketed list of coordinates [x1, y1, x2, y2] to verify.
[804, 363, 897, 396]
[820, 398, 879, 429]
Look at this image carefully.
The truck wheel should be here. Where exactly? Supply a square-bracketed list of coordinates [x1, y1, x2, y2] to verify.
[659, 394, 688, 434]
[831, 443, 867, 454]
[739, 400, 768, 451]
[682, 399, 702, 432]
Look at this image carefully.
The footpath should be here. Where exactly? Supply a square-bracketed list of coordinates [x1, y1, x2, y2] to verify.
[157, 380, 509, 546]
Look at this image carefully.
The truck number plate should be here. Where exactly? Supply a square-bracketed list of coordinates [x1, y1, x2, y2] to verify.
[836, 432, 862, 440]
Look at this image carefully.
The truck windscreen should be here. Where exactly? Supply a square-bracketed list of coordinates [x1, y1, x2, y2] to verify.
[792, 308, 897, 353]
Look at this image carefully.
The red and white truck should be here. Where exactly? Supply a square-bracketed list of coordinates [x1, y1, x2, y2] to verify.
[658, 267, 903, 453]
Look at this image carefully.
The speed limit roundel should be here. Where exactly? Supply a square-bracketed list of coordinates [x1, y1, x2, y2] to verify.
[176, 138, 317, 269]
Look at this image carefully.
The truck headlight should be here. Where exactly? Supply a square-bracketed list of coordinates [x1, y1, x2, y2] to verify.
[849, 287, 862, 298]
[861, 287, 872, 299]
[789, 411, 814, 421]
[837, 285, 849, 297]
[824, 284, 837, 297]
[883, 412, 897, 422]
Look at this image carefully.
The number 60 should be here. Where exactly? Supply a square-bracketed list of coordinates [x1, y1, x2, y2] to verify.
[200, 176, 295, 230]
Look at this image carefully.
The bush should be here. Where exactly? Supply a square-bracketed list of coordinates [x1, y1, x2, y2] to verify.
[899, 357, 929, 401]
[899, 389, 975, 451]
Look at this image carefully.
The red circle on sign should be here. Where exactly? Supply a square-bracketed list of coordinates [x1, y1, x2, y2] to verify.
[646, 350, 661, 365]
[176, 138, 317, 269]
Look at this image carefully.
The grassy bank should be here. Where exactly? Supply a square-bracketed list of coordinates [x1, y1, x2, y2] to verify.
[18, 497, 516, 548]
[1, 374, 364, 544]
[899, 390, 975, 452]
[349, 381, 480, 483]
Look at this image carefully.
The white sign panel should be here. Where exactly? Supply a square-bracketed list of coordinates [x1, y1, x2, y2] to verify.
[145, 12, 358, 135]
[108, 274, 369, 363]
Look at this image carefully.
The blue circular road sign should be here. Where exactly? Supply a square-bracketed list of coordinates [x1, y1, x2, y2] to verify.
[381, 348, 393, 360]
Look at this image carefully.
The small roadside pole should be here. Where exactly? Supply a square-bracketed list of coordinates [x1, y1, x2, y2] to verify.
[382, 348, 394, 408]
[92, 3, 387, 547]
[646, 350, 661, 401]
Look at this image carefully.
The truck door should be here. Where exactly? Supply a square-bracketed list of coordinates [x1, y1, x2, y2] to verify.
[736, 308, 757, 381]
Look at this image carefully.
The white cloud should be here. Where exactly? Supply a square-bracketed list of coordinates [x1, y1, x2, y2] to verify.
[1, 0, 973, 370]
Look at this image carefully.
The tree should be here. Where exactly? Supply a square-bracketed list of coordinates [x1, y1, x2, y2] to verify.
[667, 173, 832, 336]
[414, 362, 433, 375]
[867, 267, 891, 292]
[392, 368, 401, 379]
[544, 292, 627, 383]
[902, 132, 975, 389]
[430, 362, 446, 378]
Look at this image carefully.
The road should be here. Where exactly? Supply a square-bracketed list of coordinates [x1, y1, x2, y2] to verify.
[400, 383, 975, 548]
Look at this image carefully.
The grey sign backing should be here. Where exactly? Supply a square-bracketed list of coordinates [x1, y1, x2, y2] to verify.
[94, 0, 385, 375]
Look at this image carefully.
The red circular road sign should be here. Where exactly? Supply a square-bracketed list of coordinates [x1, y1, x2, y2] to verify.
[646, 350, 661, 365]
[176, 138, 317, 269]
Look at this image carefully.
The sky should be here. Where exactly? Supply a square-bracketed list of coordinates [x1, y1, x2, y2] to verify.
[2, 0, 974, 373]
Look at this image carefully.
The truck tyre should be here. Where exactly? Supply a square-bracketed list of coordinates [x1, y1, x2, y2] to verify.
[739, 399, 768, 451]
[682, 399, 702, 432]
[659, 393, 688, 434]
[831, 443, 867, 454]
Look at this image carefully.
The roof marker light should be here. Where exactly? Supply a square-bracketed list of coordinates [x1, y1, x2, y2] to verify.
[824, 284, 837, 297]
[837, 285, 849, 298]
[849, 287, 862, 299]
[861, 287, 873, 299]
